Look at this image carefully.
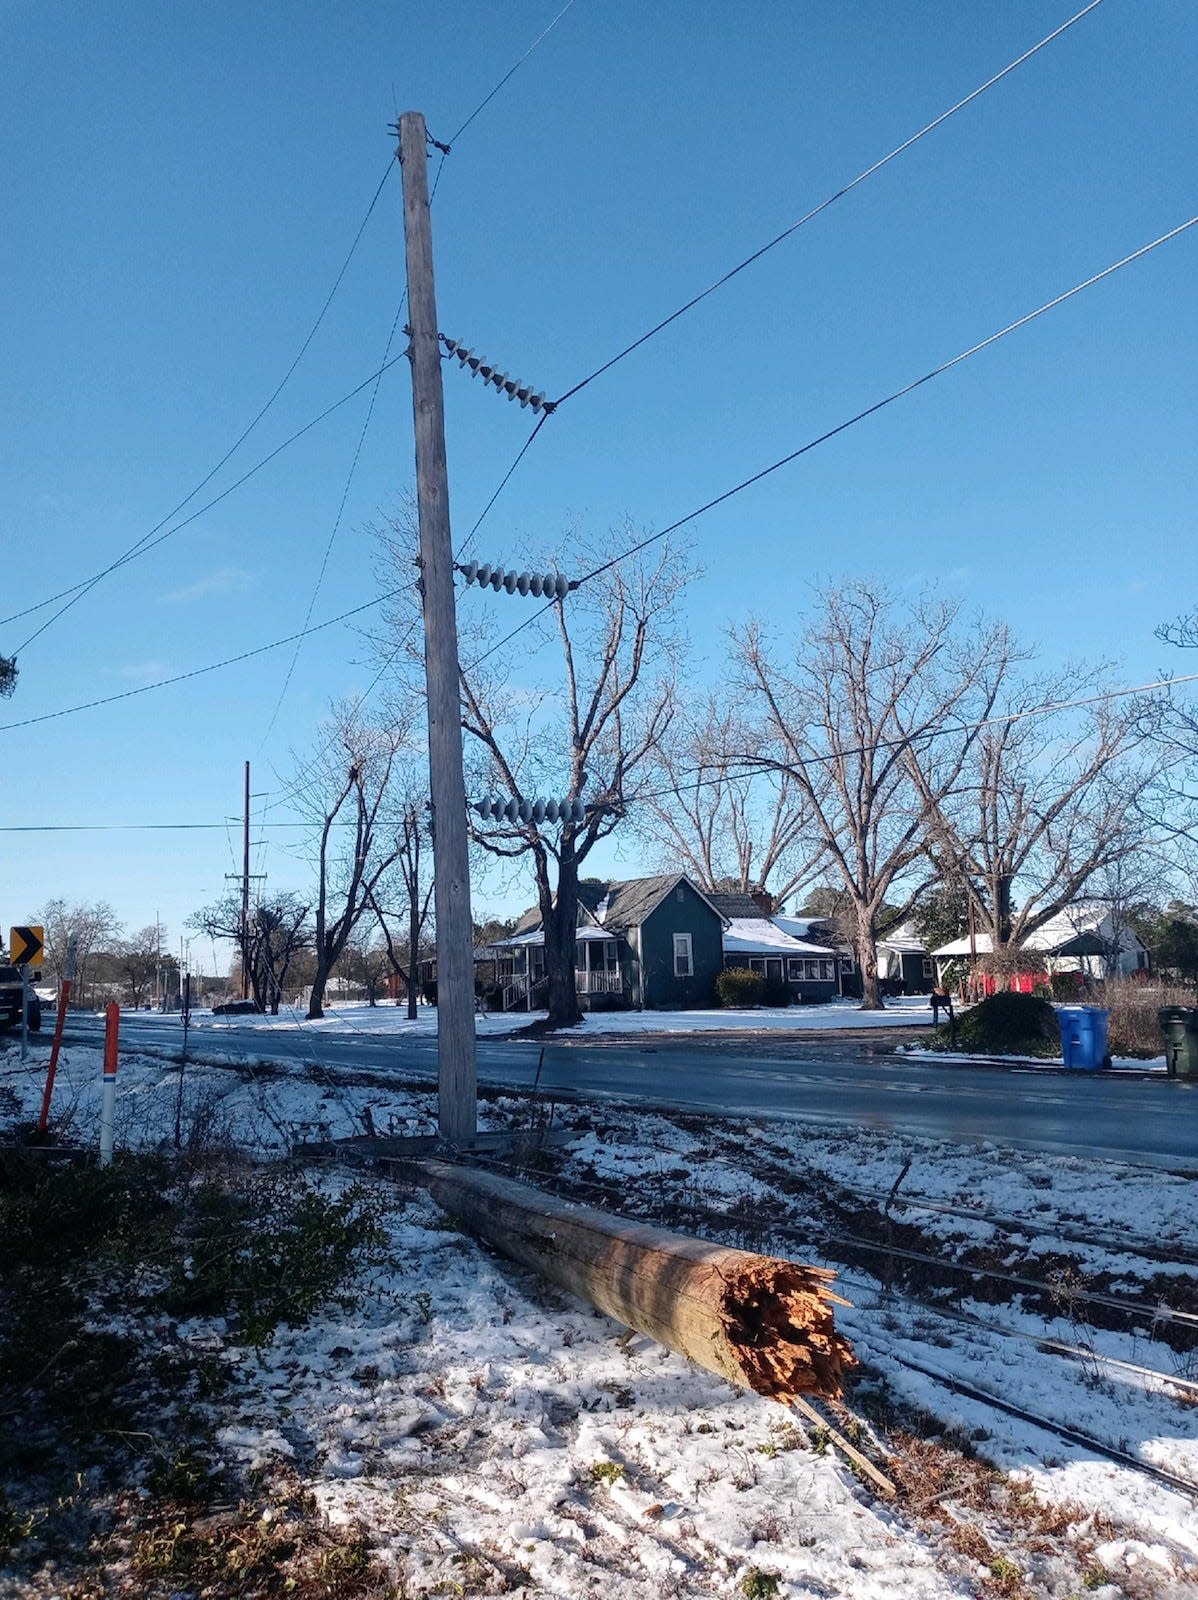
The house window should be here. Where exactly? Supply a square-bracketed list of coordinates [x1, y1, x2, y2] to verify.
[840, 955, 855, 974]
[820, 960, 834, 981]
[922, 958, 933, 978]
[787, 958, 803, 981]
[673, 932, 693, 977]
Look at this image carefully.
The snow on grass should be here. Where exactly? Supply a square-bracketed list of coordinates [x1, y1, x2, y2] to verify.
[5, 1033, 1198, 1594]
[137, 994, 938, 1038]
[235, 1186, 963, 1600]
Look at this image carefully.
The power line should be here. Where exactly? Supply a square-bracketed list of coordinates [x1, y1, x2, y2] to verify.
[0, 823, 342, 833]
[467, 215, 1198, 671]
[4, 162, 395, 651]
[453, 410, 551, 562]
[259, 296, 409, 747]
[247, 5, 584, 763]
[428, 0, 581, 201]
[9, 222, 1191, 744]
[629, 669, 1198, 809]
[4, 353, 408, 652]
[5, 667, 1193, 829]
[553, 0, 1105, 406]
[0, 589, 405, 734]
[438, 2, 1104, 602]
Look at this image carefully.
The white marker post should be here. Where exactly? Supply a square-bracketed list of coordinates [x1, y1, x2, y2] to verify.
[99, 1002, 119, 1167]
[20, 966, 29, 1062]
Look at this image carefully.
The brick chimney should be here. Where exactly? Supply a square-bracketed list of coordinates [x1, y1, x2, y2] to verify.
[749, 886, 775, 916]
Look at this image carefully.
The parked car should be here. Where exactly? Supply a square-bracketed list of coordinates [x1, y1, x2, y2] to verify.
[0, 965, 42, 1032]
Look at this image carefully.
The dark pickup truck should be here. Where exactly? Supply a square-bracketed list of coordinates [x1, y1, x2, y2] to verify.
[0, 965, 41, 1032]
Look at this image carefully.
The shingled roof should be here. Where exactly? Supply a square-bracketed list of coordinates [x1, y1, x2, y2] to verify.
[504, 874, 723, 939]
[707, 891, 765, 921]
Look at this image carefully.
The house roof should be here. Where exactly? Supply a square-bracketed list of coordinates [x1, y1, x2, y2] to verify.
[773, 914, 836, 943]
[932, 902, 1145, 960]
[598, 874, 724, 931]
[491, 925, 615, 950]
[708, 891, 769, 920]
[501, 873, 724, 943]
[877, 921, 928, 955]
[723, 917, 836, 957]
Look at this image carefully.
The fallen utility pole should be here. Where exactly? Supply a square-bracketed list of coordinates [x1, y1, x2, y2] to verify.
[397, 111, 477, 1142]
[416, 1162, 853, 1401]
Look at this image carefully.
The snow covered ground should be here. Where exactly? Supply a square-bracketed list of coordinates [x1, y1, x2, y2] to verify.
[136, 994, 939, 1038]
[4, 1033, 1198, 1596]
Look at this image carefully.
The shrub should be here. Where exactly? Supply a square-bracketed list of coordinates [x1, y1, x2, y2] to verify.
[741, 1571, 780, 1600]
[1049, 970, 1086, 1001]
[1105, 975, 1197, 1058]
[933, 990, 1060, 1057]
[715, 967, 766, 1008]
[160, 1171, 389, 1344]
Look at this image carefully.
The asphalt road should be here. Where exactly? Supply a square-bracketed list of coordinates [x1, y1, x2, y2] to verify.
[64, 1013, 1198, 1172]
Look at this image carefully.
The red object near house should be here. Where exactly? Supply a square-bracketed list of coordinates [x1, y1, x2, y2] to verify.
[978, 970, 1046, 996]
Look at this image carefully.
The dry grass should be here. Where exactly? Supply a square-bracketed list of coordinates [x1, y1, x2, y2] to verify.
[886, 1431, 1133, 1599]
[1102, 976, 1197, 1058]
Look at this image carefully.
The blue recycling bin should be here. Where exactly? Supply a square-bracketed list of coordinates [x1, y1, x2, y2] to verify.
[1058, 1005, 1111, 1070]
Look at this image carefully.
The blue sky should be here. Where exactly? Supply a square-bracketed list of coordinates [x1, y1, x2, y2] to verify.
[2, 0, 1195, 955]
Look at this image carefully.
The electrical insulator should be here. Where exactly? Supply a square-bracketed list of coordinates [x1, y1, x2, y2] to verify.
[441, 336, 555, 414]
[457, 561, 573, 600]
[472, 795, 586, 825]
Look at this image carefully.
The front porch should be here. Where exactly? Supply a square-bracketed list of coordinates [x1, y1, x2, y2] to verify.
[491, 927, 627, 1011]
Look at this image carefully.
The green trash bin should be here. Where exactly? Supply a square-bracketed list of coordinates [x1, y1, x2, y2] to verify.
[1159, 1007, 1198, 1077]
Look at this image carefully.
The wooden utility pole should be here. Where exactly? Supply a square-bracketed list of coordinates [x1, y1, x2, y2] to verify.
[398, 111, 477, 1142]
[241, 760, 251, 999]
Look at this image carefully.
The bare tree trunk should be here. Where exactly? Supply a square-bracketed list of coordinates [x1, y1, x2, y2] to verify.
[407, 895, 420, 1021]
[856, 917, 883, 1010]
[539, 842, 583, 1027]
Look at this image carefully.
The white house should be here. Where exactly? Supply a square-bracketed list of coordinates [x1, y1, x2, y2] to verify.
[933, 900, 1149, 980]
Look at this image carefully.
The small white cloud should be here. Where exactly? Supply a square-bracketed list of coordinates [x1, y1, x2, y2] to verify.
[117, 659, 173, 683]
[163, 566, 253, 603]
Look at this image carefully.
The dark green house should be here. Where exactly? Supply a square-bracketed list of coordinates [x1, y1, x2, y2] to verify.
[490, 873, 725, 1011]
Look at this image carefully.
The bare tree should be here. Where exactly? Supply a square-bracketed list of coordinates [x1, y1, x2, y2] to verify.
[1138, 607, 1198, 886]
[1077, 852, 1167, 978]
[636, 695, 823, 902]
[733, 582, 1014, 1008]
[252, 894, 312, 1012]
[909, 668, 1153, 959]
[186, 891, 309, 1013]
[114, 924, 163, 1009]
[291, 708, 407, 1019]
[34, 898, 121, 1009]
[369, 790, 435, 1020]
[457, 530, 690, 1027]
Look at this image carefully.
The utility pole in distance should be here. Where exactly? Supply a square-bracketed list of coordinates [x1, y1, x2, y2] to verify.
[241, 759, 251, 1000]
[225, 759, 265, 1004]
[397, 111, 477, 1143]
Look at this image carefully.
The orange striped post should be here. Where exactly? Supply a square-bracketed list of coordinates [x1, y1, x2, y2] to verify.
[37, 934, 77, 1134]
[99, 1002, 119, 1166]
